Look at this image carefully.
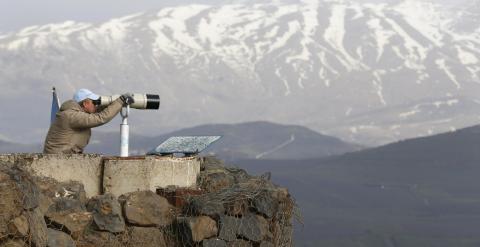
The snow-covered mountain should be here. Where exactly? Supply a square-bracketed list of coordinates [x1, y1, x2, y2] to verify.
[0, 0, 479, 145]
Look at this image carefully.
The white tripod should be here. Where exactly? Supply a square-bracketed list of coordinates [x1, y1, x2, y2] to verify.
[120, 105, 130, 157]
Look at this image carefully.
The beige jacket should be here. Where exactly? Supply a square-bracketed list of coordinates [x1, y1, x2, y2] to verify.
[43, 98, 123, 154]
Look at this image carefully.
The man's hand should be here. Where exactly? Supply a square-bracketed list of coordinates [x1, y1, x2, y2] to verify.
[120, 93, 135, 106]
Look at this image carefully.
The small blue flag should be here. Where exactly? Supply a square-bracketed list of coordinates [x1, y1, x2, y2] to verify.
[50, 87, 60, 124]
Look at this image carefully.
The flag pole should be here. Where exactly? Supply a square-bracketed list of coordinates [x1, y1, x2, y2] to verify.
[51, 87, 60, 124]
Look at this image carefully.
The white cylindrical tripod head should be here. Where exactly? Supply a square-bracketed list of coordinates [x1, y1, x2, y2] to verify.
[120, 106, 130, 157]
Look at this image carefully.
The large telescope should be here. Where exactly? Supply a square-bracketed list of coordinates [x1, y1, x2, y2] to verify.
[96, 94, 160, 110]
[96, 93, 160, 157]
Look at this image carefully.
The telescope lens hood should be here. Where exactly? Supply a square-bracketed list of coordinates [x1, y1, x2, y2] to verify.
[145, 94, 160, 109]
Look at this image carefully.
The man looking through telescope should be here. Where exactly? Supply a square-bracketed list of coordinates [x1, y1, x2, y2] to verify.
[43, 88, 134, 154]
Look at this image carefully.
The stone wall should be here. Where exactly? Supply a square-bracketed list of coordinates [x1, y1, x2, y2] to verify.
[0, 154, 103, 197]
[0, 155, 295, 247]
[0, 154, 201, 198]
[103, 156, 200, 197]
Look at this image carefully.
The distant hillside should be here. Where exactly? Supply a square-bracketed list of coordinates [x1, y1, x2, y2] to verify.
[236, 124, 480, 246]
[330, 124, 480, 165]
[86, 121, 362, 160]
[0, 139, 41, 153]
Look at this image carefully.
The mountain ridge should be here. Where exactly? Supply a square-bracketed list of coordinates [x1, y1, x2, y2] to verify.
[86, 121, 363, 160]
[0, 121, 362, 160]
[0, 0, 478, 145]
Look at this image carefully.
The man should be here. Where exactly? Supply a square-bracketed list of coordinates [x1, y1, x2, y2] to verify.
[43, 89, 133, 154]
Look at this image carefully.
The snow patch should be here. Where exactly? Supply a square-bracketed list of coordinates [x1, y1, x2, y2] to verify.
[150, 5, 209, 56]
[382, 13, 428, 69]
[456, 45, 479, 65]
[366, 18, 395, 62]
[350, 125, 376, 134]
[372, 70, 387, 106]
[435, 59, 461, 89]
[268, 21, 300, 53]
[345, 107, 352, 116]
[433, 99, 459, 107]
[275, 68, 291, 96]
[98, 19, 130, 41]
[301, 0, 319, 38]
[390, 125, 401, 130]
[350, 127, 358, 134]
[349, 4, 365, 20]
[17, 25, 40, 36]
[393, 0, 446, 47]
[264, 26, 279, 39]
[399, 109, 420, 118]
[324, 4, 361, 70]
[6, 37, 29, 50]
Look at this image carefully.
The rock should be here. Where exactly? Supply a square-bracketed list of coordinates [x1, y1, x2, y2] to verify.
[0, 167, 46, 246]
[58, 182, 87, 205]
[227, 239, 252, 247]
[272, 224, 293, 246]
[273, 190, 294, 227]
[177, 216, 218, 242]
[202, 238, 227, 247]
[271, 187, 289, 202]
[0, 168, 33, 239]
[123, 227, 167, 247]
[259, 241, 274, 247]
[47, 228, 76, 247]
[224, 195, 248, 216]
[187, 195, 225, 217]
[38, 193, 54, 215]
[252, 191, 278, 218]
[198, 172, 235, 193]
[45, 193, 91, 240]
[47, 212, 93, 240]
[8, 215, 29, 237]
[218, 215, 240, 241]
[47, 197, 86, 215]
[218, 214, 271, 243]
[86, 193, 125, 233]
[26, 208, 48, 247]
[45, 195, 90, 239]
[9, 167, 40, 210]
[201, 157, 225, 170]
[76, 231, 120, 247]
[0, 170, 22, 239]
[237, 214, 270, 242]
[0, 239, 27, 247]
[224, 167, 250, 183]
[35, 178, 87, 206]
[120, 191, 175, 227]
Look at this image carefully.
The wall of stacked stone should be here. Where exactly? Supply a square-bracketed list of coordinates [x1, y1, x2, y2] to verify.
[0, 154, 201, 199]
[0, 156, 296, 247]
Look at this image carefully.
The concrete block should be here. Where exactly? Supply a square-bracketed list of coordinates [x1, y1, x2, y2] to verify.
[0, 154, 102, 198]
[0, 154, 201, 199]
[103, 156, 200, 197]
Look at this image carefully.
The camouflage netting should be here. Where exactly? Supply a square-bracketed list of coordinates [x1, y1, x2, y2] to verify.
[0, 156, 299, 247]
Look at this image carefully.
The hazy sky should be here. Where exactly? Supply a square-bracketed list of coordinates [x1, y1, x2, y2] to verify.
[0, 0, 473, 32]
[0, 0, 229, 32]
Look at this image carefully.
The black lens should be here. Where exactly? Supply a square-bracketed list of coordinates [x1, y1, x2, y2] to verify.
[146, 94, 160, 109]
